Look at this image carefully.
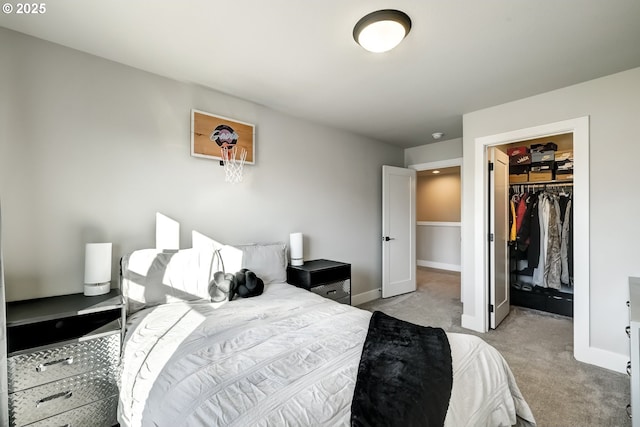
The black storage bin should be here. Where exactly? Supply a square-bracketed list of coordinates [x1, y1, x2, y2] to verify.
[547, 293, 573, 317]
[511, 286, 547, 312]
[511, 286, 573, 317]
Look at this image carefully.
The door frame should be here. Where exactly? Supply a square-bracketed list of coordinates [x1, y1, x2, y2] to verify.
[468, 116, 610, 369]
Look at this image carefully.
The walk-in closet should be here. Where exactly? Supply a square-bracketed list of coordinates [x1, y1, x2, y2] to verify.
[503, 133, 574, 317]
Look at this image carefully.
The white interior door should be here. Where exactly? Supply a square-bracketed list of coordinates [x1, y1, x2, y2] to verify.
[382, 165, 416, 298]
[489, 148, 510, 328]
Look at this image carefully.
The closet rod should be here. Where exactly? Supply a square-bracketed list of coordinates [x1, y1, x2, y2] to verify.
[509, 180, 573, 187]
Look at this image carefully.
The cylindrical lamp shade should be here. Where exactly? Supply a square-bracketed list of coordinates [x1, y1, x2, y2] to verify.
[289, 233, 304, 266]
[84, 243, 112, 296]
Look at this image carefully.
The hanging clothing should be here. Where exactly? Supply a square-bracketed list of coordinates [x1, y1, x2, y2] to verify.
[509, 184, 573, 290]
[560, 198, 572, 285]
[532, 195, 549, 287]
[544, 196, 562, 290]
[568, 198, 574, 284]
[510, 198, 517, 242]
[527, 193, 541, 268]
[516, 194, 533, 252]
[515, 193, 528, 234]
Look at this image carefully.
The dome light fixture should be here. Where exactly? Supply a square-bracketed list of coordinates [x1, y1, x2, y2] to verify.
[353, 9, 412, 53]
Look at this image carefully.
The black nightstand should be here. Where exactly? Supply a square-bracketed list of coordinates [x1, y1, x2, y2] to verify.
[5, 290, 124, 427]
[287, 259, 351, 305]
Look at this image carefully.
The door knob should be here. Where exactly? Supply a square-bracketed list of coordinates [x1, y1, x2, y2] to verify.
[383, 236, 395, 241]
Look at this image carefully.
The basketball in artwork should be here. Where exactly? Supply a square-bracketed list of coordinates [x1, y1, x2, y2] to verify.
[191, 109, 255, 164]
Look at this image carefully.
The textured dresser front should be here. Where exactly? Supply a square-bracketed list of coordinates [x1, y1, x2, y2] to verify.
[26, 395, 118, 427]
[8, 332, 120, 427]
[310, 280, 351, 304]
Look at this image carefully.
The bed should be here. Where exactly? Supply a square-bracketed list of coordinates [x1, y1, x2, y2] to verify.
[117, 246, 536, 427]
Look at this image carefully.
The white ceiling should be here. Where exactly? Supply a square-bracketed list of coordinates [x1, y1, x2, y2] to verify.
[418, 166, 460, 177]
[2, 0, 639, 148]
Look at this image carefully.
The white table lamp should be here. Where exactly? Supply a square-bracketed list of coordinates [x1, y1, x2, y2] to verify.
[290, 232, 304, 266]
[84, 243, 112, 296]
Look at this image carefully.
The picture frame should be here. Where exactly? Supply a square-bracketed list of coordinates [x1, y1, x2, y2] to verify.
[191, 109, 255, 164]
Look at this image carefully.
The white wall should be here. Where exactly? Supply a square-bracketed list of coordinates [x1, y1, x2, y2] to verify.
[0, 28, 403, 301]
[462, 67, 640, 366]
[405, 138, 462, 166]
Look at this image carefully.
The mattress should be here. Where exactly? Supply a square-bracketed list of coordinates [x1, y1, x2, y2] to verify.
[118, 283, 536, 427]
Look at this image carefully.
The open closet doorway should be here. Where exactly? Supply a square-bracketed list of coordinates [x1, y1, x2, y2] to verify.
[473, 116, 596, 367]
[409, 158, 463, 300]
[501, 133, 574, 318]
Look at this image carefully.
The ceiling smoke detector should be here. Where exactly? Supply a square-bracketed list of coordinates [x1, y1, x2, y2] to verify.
[432, 132, 444, 140]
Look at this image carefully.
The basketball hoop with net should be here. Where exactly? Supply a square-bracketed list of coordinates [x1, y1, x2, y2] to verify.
[220, 146, 247, 183]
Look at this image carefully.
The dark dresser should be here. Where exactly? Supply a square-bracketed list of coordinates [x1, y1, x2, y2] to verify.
[5, 290, 123, 427]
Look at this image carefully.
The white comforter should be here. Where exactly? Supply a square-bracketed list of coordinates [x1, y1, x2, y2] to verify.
[118, 283, 536, 427]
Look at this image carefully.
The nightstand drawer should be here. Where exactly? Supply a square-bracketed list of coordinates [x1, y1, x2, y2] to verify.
[26, 395, 118, 427]
[310, 280, 350, 302]
[307, 264, 350, 287]
[9, 365, 118, 426]
[8, 331, 120, 393]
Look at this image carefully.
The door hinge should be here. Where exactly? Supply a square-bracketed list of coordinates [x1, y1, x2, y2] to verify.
[489, 233, 494, 242]
[488, 162, 494, 171]
[489, 304, 494, 313]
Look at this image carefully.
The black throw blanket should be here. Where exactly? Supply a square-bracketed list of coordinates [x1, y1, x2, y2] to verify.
[351, 311, 453, 427]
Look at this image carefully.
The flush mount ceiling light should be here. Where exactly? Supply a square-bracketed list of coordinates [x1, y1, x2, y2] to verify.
[353, 9, 412, 53]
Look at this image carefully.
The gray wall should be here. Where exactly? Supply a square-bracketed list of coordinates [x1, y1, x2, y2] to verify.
[416, 225, 461, 271]
[462, 67, 640, 361]
[407, 141, 463, 273]
[0, 202, 7, 426]
[415, 169, 461, 271]
[0, 28, 403, 301]
[417, 171, 461, 222]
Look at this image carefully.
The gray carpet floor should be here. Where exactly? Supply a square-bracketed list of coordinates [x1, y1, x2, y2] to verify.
[358, 267, 631, 427]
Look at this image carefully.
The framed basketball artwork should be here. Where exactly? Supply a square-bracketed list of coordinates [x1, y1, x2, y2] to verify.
[190, 109, 255, 164]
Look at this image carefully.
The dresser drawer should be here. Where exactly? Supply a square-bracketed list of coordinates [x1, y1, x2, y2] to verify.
[8, 331, 120, 393]
[25, 395, 118, 427]
[310, 280, 350, 303]
[9, 364, 118, 426]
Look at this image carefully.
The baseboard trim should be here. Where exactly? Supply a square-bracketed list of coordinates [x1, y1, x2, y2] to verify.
[417, 260, 461, 272]
[575, 345, 628, 374]
[352, 288, 381, 306]
[417, 221, 461, 227]
[461, 313, 485, 333]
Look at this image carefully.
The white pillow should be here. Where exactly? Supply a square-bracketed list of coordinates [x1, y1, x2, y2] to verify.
[232, 242, 287, 285]
[120, 248, 216, 314]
